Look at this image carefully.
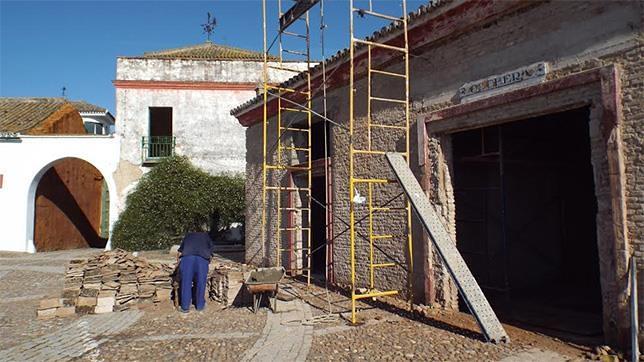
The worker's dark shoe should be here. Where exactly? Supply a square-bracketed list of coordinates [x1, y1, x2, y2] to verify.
[179, 308, 189, 314]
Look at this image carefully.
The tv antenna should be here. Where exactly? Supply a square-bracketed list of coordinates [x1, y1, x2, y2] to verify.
[201, 12, 217, 42]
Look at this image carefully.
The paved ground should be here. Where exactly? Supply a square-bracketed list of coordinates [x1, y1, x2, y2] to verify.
[0, 310, 143, 361]
[242, 298, 313, 361]
[0, 249, 600, 361]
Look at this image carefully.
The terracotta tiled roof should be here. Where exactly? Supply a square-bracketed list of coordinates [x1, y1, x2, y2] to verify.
[71, 100, 107, 114]
[139, 41, 276, 61]
[0, 98, 110, 133]
[230, 0, 450, 117]
[0, 98, 69, 133]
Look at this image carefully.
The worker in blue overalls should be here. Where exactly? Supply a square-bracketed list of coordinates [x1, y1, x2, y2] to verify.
[177, 231, 213, 313]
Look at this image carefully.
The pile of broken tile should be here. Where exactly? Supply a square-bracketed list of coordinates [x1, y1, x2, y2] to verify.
[37, 249, 174, 319]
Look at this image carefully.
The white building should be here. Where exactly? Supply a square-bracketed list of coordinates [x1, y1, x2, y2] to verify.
[113, 41, 308, 211]
[72, 101, 115, 135]
[0, 98, 119, 253]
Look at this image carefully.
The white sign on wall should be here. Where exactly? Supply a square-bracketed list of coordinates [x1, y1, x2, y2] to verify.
[458, 62, 548, 103]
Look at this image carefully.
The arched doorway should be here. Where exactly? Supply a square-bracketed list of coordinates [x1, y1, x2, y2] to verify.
[33, 158, 109, 251]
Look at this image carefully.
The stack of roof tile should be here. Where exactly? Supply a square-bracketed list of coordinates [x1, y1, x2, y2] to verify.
[37, 249, 174, 319]
[206, 265, 247, 306]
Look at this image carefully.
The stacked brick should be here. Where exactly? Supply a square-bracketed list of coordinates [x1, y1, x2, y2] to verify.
[37, 249, 174, 319]
[206, 267, 246, 306]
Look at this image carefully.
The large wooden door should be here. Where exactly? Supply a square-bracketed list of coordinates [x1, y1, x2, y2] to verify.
[34, 158, 106, 251]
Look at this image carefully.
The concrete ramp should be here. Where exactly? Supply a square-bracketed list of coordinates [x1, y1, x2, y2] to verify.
[386, 152, 509, 343]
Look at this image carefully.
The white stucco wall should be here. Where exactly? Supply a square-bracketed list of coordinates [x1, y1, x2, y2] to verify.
[116, 58, 308, 83]
[114, 57, 309, 217]
[116, 87, 254, 174]
[0, 135, 120, 252]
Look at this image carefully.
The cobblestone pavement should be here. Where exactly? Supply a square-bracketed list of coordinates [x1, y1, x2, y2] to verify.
[242, 298, 313, 362]
[76, 303, 268, 361]
[0, 249, 103, 351]
[500, 348, 567, 361]
[0, 249, 598, 361]
[0, 310, 143, 361]
[288, 282, 596, 362]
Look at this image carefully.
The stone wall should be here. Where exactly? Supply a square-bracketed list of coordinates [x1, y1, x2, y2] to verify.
[244, 107, 298, 267]
[407, 0, 642, 349]
[623, 41, 644, 356]
[245, 118, 268, 266]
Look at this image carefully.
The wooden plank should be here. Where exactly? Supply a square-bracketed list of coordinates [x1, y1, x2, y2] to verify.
[279, 0, 320, 32]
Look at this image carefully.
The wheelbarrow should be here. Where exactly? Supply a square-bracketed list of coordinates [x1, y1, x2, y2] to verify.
[245, 267, 285, 313]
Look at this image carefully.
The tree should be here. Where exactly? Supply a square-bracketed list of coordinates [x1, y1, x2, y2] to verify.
[111, 156, 244, 250]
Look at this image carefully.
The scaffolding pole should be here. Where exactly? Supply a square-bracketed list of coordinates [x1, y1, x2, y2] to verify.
[349, 0, 414, 324]
[261, 0, 314, 284]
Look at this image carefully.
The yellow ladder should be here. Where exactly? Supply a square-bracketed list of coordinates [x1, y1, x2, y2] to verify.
[261, 0, 313, 284]
[348, 0, 413, 324]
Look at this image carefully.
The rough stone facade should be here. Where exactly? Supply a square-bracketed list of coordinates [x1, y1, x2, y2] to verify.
[235, 0, 643, 349]
[410, 1, 642, 349]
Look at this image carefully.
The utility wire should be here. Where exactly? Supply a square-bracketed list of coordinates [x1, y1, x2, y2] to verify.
[267, 90, 348, 131]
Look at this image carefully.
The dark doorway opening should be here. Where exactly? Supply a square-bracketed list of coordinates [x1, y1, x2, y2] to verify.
[452, 107, 602, 343]
[310, 120, 331, 279]
[34, 158, 108, 251]
[148, 107, 173, 158]
[149, 107, 172, 137]
[311, 120, 330, 160]
[310, 175, 327, 277]
[289, 119, 331, 279]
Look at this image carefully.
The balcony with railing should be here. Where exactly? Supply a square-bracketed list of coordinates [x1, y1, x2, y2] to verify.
[141, 136, 176, 164]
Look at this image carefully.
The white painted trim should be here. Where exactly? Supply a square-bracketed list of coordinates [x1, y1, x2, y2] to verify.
[17, 135, 115, 139]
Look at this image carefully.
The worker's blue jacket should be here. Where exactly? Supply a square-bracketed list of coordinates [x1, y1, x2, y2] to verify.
[178, 232, 214, 261]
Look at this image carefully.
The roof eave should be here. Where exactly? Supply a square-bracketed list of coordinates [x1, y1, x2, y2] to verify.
[117, 56, 269, 62]
[231, 0, 532, 126]
[230, 0, 456, 123]
[79, 111, 115, 122]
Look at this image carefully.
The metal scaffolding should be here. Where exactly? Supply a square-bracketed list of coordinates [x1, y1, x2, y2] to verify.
[253, 1, 509, 342]
[259, 0, 414, 323]
[348, 0, 413, 324]
[261, 0, 316, 283]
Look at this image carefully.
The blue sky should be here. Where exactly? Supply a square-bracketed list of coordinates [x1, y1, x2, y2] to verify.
[1, 0, 427, 113]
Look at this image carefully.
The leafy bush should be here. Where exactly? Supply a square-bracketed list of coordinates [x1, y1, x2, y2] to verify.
[112, 156, 244, 251]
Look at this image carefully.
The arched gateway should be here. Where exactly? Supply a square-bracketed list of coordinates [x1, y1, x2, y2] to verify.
[32, 157, 109, 251]
[0, 135, 120, 252]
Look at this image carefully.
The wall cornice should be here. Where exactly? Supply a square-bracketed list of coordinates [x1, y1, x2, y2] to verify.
[113, 80, 258, 91]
